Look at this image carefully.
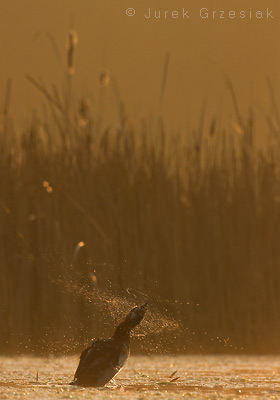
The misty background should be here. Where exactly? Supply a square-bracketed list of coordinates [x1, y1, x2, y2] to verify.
[1, 0, 279, 135]
[1, 0, 280, 355]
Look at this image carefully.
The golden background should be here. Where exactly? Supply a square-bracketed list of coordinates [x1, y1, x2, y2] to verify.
[1, 0, 279, 133]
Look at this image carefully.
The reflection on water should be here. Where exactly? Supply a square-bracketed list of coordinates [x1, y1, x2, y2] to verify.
[0, 355, 280, 399]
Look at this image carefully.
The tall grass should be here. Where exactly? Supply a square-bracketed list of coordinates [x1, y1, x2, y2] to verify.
[1, 46, 280, 354]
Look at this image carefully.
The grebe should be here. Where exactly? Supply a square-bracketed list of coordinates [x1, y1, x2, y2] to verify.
[71, 301, 148, 387]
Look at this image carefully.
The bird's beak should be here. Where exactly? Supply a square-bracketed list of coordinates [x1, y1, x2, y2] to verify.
[141, 299, 149, 310]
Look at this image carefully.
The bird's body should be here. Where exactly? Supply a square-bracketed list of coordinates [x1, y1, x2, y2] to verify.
[72, 338, 129, 387]
[71, 301, 148, 387]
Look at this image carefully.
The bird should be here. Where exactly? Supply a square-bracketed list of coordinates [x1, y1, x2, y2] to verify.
[70, 300, 148, 387]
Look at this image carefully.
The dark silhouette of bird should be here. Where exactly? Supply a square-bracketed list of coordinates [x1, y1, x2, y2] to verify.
[70, 301, 148, 387]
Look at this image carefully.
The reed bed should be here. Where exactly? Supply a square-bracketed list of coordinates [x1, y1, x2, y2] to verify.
[1, 60, 280, 355]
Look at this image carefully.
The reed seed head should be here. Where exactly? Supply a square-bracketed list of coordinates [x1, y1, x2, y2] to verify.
[100, 69, 110, 87]
[66, 29, 78, 75]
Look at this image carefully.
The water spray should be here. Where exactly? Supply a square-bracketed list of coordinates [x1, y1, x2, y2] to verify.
[126, 287, 150, 304]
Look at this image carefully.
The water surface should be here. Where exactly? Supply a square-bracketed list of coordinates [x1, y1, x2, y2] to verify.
[0, 355, 279, 399]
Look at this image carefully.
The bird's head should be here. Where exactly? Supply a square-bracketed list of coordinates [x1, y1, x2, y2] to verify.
[125, 300, 149, 328]
[114, 300, 149, 338]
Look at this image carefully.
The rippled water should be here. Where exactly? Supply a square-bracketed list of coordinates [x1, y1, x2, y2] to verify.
[0, 355, 280, 399]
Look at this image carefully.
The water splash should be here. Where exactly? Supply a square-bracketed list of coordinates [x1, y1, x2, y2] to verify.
[43, 248, 238, 355]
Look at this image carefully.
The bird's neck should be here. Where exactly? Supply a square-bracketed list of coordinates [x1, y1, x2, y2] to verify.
[113, 320, 132, 341]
